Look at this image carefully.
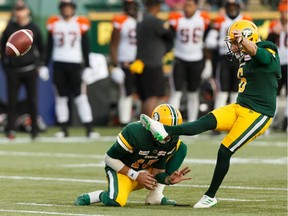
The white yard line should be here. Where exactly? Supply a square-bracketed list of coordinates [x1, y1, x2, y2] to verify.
[217, 198, 266, 202]
[0, 175, 286, 191]
[0, 209, 105, 216]
[0, 150, 286, 165]
[18, 202, 71, 207]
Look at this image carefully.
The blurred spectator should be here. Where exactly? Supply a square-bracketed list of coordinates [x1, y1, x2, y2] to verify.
[132, 0, 174, 115]
[168, 0, 211, 122]
[0, 0, 45, 140]
[45, 0, 98, 138]
[110, 0, 138, 126]
[205, 0, 252, 133]
[267, 0, 288, 131]
[165, 0, 185, 10]
[261, 0, 281, 10]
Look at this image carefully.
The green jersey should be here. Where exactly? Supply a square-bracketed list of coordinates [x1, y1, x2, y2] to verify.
[236, 41, 281, 117]
[107, 122, 182, 171]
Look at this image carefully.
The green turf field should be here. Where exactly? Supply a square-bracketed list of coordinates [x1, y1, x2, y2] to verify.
[0, 127, 287, 216]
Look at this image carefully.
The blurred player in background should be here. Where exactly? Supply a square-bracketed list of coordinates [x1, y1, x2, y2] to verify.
[45, 0, 97, 138]
[74, 104, 190, 207]
[267, 0, 288, 132]
[206, 0, 252, 119]
[140, 20, 281, 208]
[110, 0, 138, 126]
[168, 0, 211, 122]
[0, 0, 46, 140]
[131, 0, 175, 116]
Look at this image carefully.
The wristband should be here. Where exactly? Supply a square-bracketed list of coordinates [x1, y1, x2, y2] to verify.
[127, 169, 139, 180]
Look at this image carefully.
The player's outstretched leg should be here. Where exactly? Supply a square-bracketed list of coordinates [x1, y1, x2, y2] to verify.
[140, 114, 168, 141]
[193, 195, 217, 208]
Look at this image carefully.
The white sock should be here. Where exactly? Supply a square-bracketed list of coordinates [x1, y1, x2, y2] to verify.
[187, 92, 199, 122]
[169, 91, 182, 109]
[88, 190, 104, 204]
[74, 94, 93, 123]
[118, 95, 133, 124]
[145, 184, 165, 204]
[214, 91, 228, 109]
[55, 96, 69, 123]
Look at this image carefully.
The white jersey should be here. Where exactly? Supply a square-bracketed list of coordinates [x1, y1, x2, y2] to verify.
[210, 13, 252, 56]
[169, 10, 210, 61]
[47, 15, 90, 63]
[269, 19, 288, 65]
[278, 31, 288, 65]
[112, 14, 137, 62]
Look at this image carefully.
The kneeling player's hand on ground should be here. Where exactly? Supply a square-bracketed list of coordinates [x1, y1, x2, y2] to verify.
[169, 167, 191, 185]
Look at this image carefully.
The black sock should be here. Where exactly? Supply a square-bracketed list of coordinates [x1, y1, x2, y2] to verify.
[205, 144, 233, 198]
[164, 113, 217, 136]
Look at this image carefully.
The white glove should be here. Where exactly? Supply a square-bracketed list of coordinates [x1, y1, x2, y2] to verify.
[38, 66, 49, 81]
[82, 67, 94, 84]
[201, 59, 212, 80]
[110, 67, 125, 84]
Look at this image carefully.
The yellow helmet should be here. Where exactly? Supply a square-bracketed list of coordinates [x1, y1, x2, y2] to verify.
[224, 20, 260, 61]
[151, 104, 182, 126]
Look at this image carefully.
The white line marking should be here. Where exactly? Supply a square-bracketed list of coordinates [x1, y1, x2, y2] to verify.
[217, 198, 266, 202]
[0, 209, 104, 216]
[21, 29, 33, 42]
[0, 151, 286, 165]
[18, 202, 71, 207]
[0, 175, 286, 191]
[0, 175, 106, 184]
[61, 163, 105, 168]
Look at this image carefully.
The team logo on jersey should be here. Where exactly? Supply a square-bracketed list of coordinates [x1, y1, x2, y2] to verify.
[139, 150, 150, 155]
[242, 28, 253, 38]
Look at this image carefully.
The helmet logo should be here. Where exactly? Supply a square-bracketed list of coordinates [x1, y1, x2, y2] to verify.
[242, 28, 253, 38]
[153, 112, 160, 121]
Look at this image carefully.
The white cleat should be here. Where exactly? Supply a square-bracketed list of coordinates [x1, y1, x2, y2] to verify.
[193, 195, 217, 208]
[140, 114, 168, 141]
[87, 131, 100, 139]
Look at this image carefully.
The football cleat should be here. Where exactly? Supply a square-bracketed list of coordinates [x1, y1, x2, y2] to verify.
[193, 195, 217, 208]
[140, 114, 168, 141]
[74, 194, 90, 206]
[87, 131, 100, 139]
[160, 197, 177, 205]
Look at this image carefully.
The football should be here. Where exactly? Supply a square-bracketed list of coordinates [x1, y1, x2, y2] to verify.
[5, 29, 33, 57]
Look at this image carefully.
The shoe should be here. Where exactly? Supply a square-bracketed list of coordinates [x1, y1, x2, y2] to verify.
[161, 197, 177, 205]
[193, 195, 217, 208]
[54, 130, 68, 138]
[87, 131, 100, 139]
[6, 130, 16, 140]
[74, 194, 90, 206]
[140, 114, 168, 141]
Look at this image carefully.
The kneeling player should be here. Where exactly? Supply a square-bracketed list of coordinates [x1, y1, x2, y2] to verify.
[74, 104, 191, 207]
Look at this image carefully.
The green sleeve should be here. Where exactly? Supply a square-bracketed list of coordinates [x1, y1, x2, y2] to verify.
[106, 142, 131, 159]
[253, 46, 276, 65]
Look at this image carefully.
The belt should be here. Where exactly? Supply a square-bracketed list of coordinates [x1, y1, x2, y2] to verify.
[8, 64, 37, 72]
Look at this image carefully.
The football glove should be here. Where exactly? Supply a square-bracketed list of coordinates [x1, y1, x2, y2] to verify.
[201, 59, 212, 80]
[130, 59, 144, 74]
[110, 67, 125, 84]
[38, 66, 49, 81]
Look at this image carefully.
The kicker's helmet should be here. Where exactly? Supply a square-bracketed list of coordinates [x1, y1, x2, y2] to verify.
[224, 20, 260, 61]
[151, 104, 183, 126]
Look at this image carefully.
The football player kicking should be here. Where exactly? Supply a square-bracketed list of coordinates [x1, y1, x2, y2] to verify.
[140, 20, 281, 208]
[74, 104, 191, 207]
